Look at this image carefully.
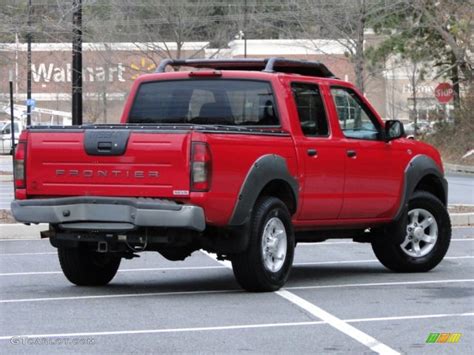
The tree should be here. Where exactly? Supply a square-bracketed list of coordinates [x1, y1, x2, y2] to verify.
[371, 0, 473, 112]
[262, 0, 403, 93]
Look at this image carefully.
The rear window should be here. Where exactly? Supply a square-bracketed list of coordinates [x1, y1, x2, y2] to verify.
[129, 79, 279, 126]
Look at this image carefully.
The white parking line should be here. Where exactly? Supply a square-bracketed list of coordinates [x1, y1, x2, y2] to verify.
[298, 238, 473, 246]
[0, 239, 471, 257]
[0, 312, 471, 342]
[1, 255, 472, 276]
[0, 265, 224, 276]
[0, 239, 44, 242]
[0, 320, 325, 341]
[0, 239, 471, 255]
[277, 290, 399, 354]
[295, 256, 474, 266]
[1, 279, 472, 304]
[346, 312, 474, 324]
[0, 227, 471, 242]
[0, 252, 57, 256]
[202, 252, 398, 355]
[0, 289, 240, 304]
[286, 278, 474, 291]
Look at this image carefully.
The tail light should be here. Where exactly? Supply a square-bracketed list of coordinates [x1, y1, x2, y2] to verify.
[191, 142, 211, 192]
[14, 141, 26, 189]
[188, 70, 222, 77]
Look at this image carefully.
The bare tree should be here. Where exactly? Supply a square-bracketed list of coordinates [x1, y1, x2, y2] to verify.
[98, 0, 234, 67]
[261, 0, 409, 93]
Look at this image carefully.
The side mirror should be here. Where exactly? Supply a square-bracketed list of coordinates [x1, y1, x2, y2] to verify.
[385, 120, 405, 141]
[2, 128, 10, 135]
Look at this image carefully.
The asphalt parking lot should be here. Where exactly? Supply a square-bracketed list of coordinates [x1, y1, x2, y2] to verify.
[0, 227, 473, 354]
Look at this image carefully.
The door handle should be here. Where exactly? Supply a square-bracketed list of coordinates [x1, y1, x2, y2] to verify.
[346, 150, 357, 158]
[97, 142, 112, 151]
[307, 148, 318, 157]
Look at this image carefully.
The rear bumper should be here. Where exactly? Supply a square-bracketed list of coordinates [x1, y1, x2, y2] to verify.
[11, 196, 206, 232]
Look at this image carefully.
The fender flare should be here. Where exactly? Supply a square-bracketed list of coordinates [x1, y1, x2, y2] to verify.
[394, 154, 448, 221]
[228, 154, 299, 226]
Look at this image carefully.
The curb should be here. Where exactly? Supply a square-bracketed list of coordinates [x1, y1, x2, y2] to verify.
[1, 213, 473, 240]
[450, 213, 474, 227]
[0, 175, 13, 182]
[0, 224, 48, 240]
[445, 163, 474, 175]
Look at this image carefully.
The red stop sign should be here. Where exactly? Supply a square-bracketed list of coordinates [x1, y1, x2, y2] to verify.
[435, 83, 454, 104]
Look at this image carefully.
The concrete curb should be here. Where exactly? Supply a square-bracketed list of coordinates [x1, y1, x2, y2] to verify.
[0, 224, 48, 239]
[1, 213, 473, 240]
[0, 175, 13, 182]
[445, 163, 474, 175]
[450, 213, 474, 227]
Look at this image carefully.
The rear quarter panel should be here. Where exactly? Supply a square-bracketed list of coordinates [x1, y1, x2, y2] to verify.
[189, 132, 297, 226]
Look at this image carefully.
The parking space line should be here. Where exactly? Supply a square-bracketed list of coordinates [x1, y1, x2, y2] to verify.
[0, 265, 224, 276]
[0, 289, 241, 304]
[296, 256, 474, 266]
[346, 312, 474, 324]
[0, 252, 57, 256]
[0, 241, 470, 255]
[1, 278, 472, 304]
[1, 312, 470, 344]
[286, 278, 474, 291]
[0, 239, 44, 242]
[202, 252, 398, 355]
[1, 255, 472, 276]
[0, 228, 470, 242]
[0, 270, 62, 276]
[277, 290, 399, 354]
[0, 321, 328, 340]
[298, 238, 473, 246]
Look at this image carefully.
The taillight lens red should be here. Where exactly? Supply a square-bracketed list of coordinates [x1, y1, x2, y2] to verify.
[191, 142, 211, 192]
[188, 70, 222, 77]
[14, 141, 26, 189]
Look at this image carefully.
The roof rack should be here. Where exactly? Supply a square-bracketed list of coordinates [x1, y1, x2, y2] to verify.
[156, 57, 336, 78]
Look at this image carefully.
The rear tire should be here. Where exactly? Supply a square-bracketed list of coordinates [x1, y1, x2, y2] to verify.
[372, 191, 451, 272]
[231, 197, 295, 292]
[58, 246, 121, 286]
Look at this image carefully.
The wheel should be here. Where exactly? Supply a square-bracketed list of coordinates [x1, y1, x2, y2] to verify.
[58, 246, 121, 286]
[231, 197, 295, 292]
[372, 191, 451, 272]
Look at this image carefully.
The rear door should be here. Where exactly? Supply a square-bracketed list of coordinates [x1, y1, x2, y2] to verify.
[329, 86, 399, 219]
[291, 82, 345, 220]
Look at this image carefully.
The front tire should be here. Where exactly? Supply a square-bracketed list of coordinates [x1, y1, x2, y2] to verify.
[372, 191, 451, 272]
[231, 197, 295, 292]
[58, 246, 121, 286]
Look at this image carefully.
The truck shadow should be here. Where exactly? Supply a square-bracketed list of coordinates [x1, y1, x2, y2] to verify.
[98, 264, 390, 294]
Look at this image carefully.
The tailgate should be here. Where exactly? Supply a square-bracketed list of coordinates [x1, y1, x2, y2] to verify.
[26, 128, 191, 198]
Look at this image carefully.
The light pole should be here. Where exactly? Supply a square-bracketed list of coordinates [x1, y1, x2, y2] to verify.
[26, 0, 32, 126]
[243, 0, 247, 58]
[72, 0, 83, 125]
[9, 71, 15, 157]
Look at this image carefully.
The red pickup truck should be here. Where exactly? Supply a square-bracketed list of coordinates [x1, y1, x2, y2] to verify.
[11, 58, 451, 291]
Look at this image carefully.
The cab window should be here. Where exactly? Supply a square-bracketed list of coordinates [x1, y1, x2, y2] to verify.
[330, 87, 381, 140]
[291, 83, 329, 137]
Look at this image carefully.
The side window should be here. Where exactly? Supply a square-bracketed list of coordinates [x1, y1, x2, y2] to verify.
[330, 87, 381, 140]
[3, 124, 11, 134]
[291, 83, 329, 137]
